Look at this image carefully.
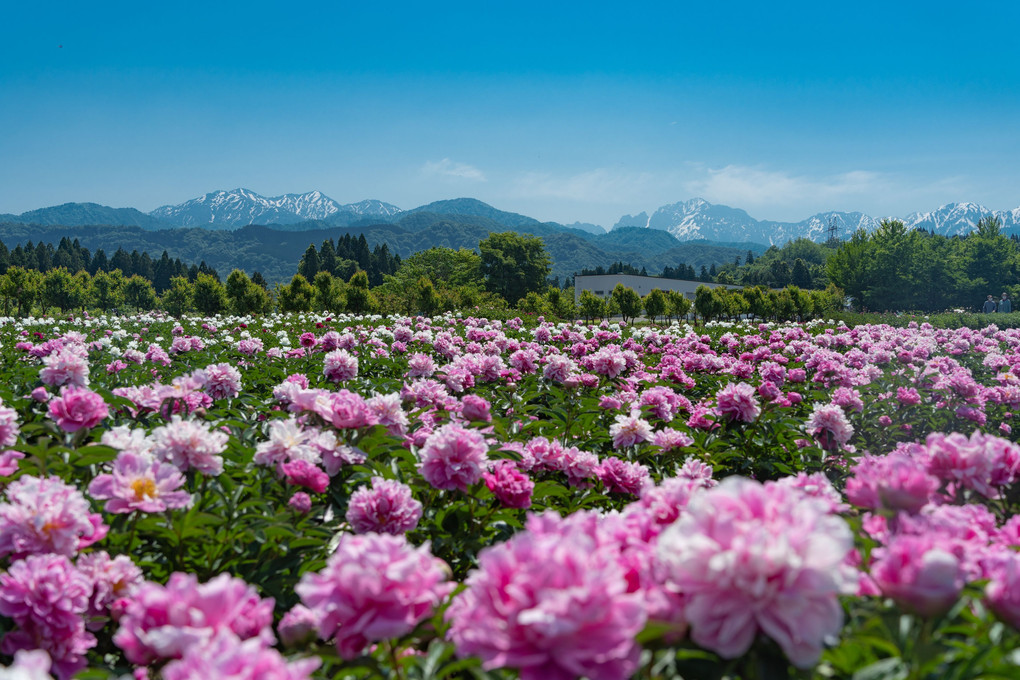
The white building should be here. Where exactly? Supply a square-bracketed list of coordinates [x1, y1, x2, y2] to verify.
[573, 274, 739, 304]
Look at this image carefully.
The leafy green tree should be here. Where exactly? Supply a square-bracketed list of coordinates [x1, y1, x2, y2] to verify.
[345, 270, 374, 314]
[516, 291, 551, 316]
[91, 269, 125, 311]
[0, 266, 41, 316]
[413, 276, 442, 316]
[297, 244, 320, 281]
[161, 276, 194, 317]
[643, 289, 667, 324]
[479, 232, 551, 306]
[312, 271, 345, 313]
[192, 273, 229, 315]
[42, 268, 83, 313]
[665, 290, 692, 322]
[610, 284, 642, 324]
[124, 275, 157, 311]
[694, 285, 722, 323]
[579, 290, 607, 323]
[278, 274, 315, 313]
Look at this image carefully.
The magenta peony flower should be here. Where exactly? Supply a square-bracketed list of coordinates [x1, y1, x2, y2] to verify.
[925, 430, 1020, 499]
[446, 515, 646, 680]
[322, 349, 358, 382]
[483, 460, 534, 509]
[288, 492, 312, 513]
[460, 394, 492, 422]
[346, 477, 423, 534]
[0, 475, 106, 559]
[417, 423, 489, 492]
[113, 572, 275, 665]
[150, 415, 228, 476]
[596, 457, 651, 496]
[0, 554, 96, 679]
[715, 382, 761, 423]
[87, 450, 192, 514]
[986, 553, 1020, 630]
[657, 477, 857, 668]
[0, 402, 20, 448]
[325, 389, 376, 429]
[280, 460, 329, 494]
[0, 449, 24, 477]
[160, 631, 320, 680]
[870, 534, 964, 617]
[47, 387, 108, 433]
[295, 533, 453, 659]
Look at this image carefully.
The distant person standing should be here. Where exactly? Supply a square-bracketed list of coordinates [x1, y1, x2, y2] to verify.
[984, 295, 997, 313]
[999, 293, 1012, 314]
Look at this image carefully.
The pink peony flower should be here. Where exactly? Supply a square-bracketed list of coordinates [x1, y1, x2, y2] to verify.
[417, 424, 489, 492]
[288, 492, 312, 513]
[113, 572, 275, 665]
[76, 551, 144, 629]
[278, 604, 318, 647]
[657, 477, 857, 668]
[0, 649, 55, 679]
[925, 430, 1020, 499]
[446, 513, 646, 680]
[870, 534, 964, 617]
[325, 389, 376, 429]
[596, 457, 652, 496]
[0, 554, 96, 679]
[88, 450, 192, 514]
[160, 631, 320, 680]
[39, 348, 90, 388]
[715, 382, 761, 423]
[0, 402, 20, 448]
[150, 415, 228, 476]
[280, 460, 329, 494]
[346, 477, 423, 534]
[322, 349, 358, 382]
[0, 475, 106, 559]
[296, 533, 453, 659]
[0, 449, 24, 477]
[47, 387, 108, 433]
[202, 363, 242, 400]
[460, 394, 492, 422]
[609, 413, 653, 448]
[483, 460, 534, 509]
[805, 402, 854, 451]
[845, 450, 939, 513]
[986, 553, 1020, 630]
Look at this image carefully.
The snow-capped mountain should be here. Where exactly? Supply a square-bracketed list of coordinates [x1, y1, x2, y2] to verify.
[612, 198, 1017, 244]
[150, 189, 402, 227]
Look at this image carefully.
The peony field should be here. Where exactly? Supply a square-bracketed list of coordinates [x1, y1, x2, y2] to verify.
[1, 310, 1019, 679]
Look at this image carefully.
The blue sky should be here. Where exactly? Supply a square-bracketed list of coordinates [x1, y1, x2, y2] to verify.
[2, 1, 1018, 227]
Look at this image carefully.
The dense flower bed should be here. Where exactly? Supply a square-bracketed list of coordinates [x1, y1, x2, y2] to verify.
[0, 311, 1017, 678]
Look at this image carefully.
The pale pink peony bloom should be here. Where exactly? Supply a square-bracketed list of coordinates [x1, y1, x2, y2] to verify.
[805, 402, 854, 451]
[405, 353, 436, 378]
[0, 402, 20, 448]
[0, 649, 55, 679]
[775, 472, 849, 514]
[254, 417, 321, 468]
[0, 450, 24, 477]
[296, 533, 453, 659]
[325, 389, 376, 429]
[609, 413, 653, 449]
[483, 460, 534, 509]
[985, 552, 1020, 630]
[925, 430, 1020, 499]
[76, 551, 144, 629]
[542, 354, 578, 384]
[657, 477, 857, 668]
[870, 534, 964, 617]
[39, 348, 90, 388]
[845, 450, 939, 513]
[0, 475, 106, 559]
[113, 572, 275, 665]
[0, 554, 96, 679]
[417, 424, 489, 492]
[446, 514, 646, 680]
[367, 392, 409, 435]
[47, 387, 108, 433]
[202, 362, 242, 400]
[652, 427, 694, 451]
[278, 604, 318, 647]
[160, 630, 320, 680]
[322, 349, 358, 382]
[346, 477, 423, 534]
[715, 382, 761, 423]
[88, 450, 192, 514]
[150, 415, 228, 475]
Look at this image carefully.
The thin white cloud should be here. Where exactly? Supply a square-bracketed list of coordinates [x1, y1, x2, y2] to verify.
[421, 158, 486, 182]
[684, 165, 884, 209]
[512, 168, 662, 204]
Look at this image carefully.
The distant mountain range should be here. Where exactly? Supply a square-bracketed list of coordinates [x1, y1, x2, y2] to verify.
[4, 188, 1019, 245]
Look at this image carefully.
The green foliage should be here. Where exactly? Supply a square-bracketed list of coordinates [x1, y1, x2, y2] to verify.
[41, 267, 85, 313]
[123, 275, 157, 311]
[345, 270, 375, 314]
[579, 289, 608, 323]
[479, 232, 551, 306]
[643, 289, 667, 323]
[277, 274, 315, 313]
[610, 283, 642, 323]
[0, 266, 41, 316]
[191, 272, 228, 316]
[90, 269, 125, 311]
[160, 276, 193, 317]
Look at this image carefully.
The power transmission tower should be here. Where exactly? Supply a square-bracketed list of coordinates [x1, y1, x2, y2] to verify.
[826, 216, 840, 246]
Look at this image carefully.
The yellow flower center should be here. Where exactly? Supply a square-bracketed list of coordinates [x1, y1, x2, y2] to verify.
[131, 478, 157, 501]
